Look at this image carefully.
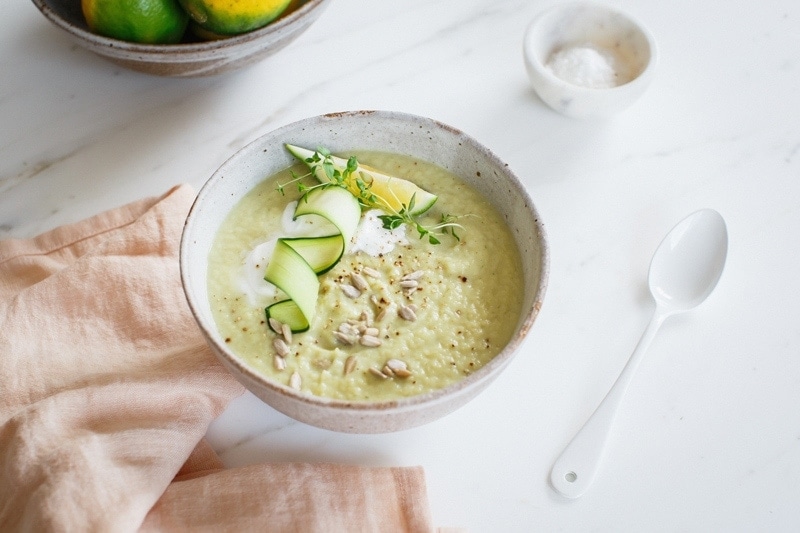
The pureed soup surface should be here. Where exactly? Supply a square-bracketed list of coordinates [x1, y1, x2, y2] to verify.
[208, 151, 524, 401]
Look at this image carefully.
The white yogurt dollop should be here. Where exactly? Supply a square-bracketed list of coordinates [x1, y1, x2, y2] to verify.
[350, 209, 409, 256]
[241, 239, 280, 304]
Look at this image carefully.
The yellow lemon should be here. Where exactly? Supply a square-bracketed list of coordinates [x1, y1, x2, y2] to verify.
[82, 0, 189, 44]
[178, 0, 293, 35]
[286, 144, 438, 216]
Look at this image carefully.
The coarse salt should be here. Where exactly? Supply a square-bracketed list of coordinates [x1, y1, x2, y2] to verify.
[545, 44, 626, 89]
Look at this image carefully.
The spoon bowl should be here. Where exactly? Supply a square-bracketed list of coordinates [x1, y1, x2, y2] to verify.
[550, 209, 728, 498]
[649, 209, 728, 313]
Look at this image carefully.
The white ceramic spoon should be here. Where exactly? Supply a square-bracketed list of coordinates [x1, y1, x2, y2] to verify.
[550, 209, 728, 499]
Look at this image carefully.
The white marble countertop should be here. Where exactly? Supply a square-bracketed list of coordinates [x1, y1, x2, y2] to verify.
[3, 0, 799, 530]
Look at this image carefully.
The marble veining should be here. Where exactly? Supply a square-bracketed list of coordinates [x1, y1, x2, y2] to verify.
[3, 0, 800, 530]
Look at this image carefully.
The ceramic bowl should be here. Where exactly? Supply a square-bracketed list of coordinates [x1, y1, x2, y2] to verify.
[523, 1, 657, 119]
[30, 0, 331, 77]
[180, 110, 549, 433]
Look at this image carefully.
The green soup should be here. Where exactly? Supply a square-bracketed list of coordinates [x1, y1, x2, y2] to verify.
[208, 151, 524, 401]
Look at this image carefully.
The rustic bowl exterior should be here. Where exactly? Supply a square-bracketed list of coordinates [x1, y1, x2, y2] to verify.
[30, 0, 331, 77]
[181, 110, 549, 433]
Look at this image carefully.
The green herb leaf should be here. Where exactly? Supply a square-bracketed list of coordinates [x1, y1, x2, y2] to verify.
[287, 145, 470, 245]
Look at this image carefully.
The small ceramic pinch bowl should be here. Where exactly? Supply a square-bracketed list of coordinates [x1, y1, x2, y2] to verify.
[30, 0, 331, 77]
[181, 110, 549, 433]
[523, 1, 657, 119]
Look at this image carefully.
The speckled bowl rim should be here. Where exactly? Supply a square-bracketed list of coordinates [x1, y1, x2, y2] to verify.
[181, 110, 549, 419]
[31, 0, 328, 58]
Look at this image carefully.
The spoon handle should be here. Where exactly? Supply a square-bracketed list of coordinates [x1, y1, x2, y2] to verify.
[550, 308, 666, 498]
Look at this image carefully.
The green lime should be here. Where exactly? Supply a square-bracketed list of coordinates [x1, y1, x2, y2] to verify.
[178, 0, 292, 36]
[82, 0, 189, 44]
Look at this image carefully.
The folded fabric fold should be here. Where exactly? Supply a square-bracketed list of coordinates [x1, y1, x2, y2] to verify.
[0, 185, 434, 532]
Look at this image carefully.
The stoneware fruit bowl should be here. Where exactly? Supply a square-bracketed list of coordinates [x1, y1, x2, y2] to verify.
[30, 0, 331, 77]
[523, 1, 657, 119]
[180, 110, 549, 433]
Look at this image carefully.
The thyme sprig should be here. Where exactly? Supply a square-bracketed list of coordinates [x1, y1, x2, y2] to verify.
[376, 196, 465, 245]
[278, 147, 467, 244]
[276, 147, 358, 199]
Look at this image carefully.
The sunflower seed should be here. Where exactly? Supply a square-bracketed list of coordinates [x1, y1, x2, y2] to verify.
[385, 359, 408, 372]
[333, 331, 357, 345]
[359, 311, 372, 327]
[399, 279, 419, 289]
[281, 323, 292, 344]
[289, 371, 302, 390]
[360, 334, 382, 347]
[399, 305, 417, 321]
[268, 317, 283, 334]
[362, 267, 381, 278]
[340, 284, 361, 299]
[273, 354, 286, 371]
[364, 327, 380, 337]
[382, 365, 395, 377]
[273, 338, 290, 357]
[369, 367, 389, 379]
[401, 270, 425, 281]
[393, 368, 412, 378]
[375, 307, 389, 322]
[338, 323, 359, 335]
[344, 355, 357, 375]
[350, 272, 369, 292]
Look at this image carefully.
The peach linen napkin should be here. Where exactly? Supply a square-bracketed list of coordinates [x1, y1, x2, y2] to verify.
[0, 185, 434, 532]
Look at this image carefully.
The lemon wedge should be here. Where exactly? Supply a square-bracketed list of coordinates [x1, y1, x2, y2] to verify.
[286, 144, 438, 216]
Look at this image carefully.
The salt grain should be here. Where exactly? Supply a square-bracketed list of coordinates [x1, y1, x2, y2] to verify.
[545, 43, 628, 89]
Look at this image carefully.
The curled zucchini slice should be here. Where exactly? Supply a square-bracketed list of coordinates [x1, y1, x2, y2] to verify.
[264, 186, 361, 332]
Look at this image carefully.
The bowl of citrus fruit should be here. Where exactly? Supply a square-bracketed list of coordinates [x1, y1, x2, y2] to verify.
[31, 0, 331, 76]
[180, 110, 549, 432]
